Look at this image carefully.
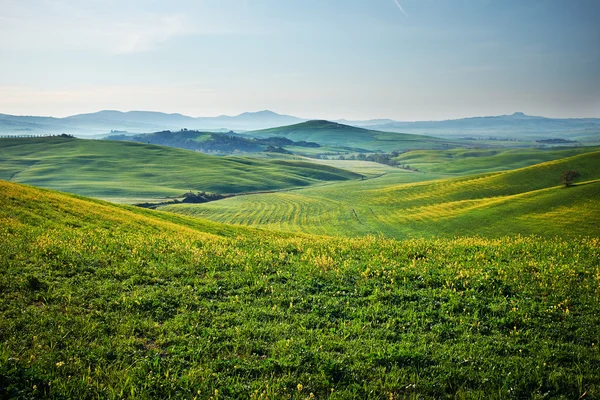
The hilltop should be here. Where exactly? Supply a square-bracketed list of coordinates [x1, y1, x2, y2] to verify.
[243, 120, 462, 152]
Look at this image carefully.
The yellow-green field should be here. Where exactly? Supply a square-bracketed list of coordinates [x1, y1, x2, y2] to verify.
[392, 146, 600, 175]
[164, 151, 600, 238]
[1, 180, 599, 398]
[0, 137, 360, 202]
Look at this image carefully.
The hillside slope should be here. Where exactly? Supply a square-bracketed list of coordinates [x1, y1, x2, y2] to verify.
[394, 146, 600, 175]
[165, 151, 600, 238]
[1, 180, 599, 398]
[244, 120, 463, 152]
[0, 136, 360, 202]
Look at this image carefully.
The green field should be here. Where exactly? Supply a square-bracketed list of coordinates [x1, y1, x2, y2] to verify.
[1, 180, 599, 399]
[2, 136, 600, 398]
[164, 150, 600, 238]
[0, 137, 360, 202]
[393, 146, 600, 175]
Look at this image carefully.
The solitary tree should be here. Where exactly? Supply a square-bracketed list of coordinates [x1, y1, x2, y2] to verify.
[561, 170, 580, 187]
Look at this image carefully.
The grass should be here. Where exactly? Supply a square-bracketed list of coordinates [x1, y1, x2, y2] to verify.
[1, 180, 599, 399]
[165, 151, 600, 238]
[393, 146, 600, 175]
[0, 137, 360, 202]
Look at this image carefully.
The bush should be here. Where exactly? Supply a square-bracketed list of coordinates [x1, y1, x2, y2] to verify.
[561, 170, 580, 187]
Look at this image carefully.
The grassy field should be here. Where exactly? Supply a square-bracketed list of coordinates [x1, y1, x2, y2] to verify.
[243, 121, 468, 152]
[393, 146, 600, 175]
[1, 180, 599, 399]
[164, 151, 600, 238]
[0, 137, 360, 202]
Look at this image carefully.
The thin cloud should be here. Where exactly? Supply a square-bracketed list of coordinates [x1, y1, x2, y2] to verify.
[392, 0, 408, 17]
[0, 1, 242, 55]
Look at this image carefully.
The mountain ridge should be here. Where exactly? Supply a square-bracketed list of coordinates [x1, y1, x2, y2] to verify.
[1, 110, 599, 141]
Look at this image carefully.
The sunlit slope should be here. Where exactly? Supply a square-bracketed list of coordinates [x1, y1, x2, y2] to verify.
[2, 180, 600, 398]
[394, 146, 600, 175]
[0, 180, 261, 238]
[165, 151, 600, 238]
[244, 120, 463, 151]
[0, 137, 360, 201]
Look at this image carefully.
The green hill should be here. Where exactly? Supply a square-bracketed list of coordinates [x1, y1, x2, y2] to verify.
[0, 136, 360, 202]
[104, 130, 322, 155]
[165, 151, 600, 238]
[1, 180, 599, 398]
[393, 146, 600, 175]
[243, 120, 464, 152]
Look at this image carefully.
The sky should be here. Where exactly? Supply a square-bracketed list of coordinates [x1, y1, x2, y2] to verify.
[0, 0, 599, 120]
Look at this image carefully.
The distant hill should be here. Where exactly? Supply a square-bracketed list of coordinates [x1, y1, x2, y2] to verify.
[105, 130, 320, 155]
[0, 110, 305, 136]
[366, 112, 600, 142]
[0, 136, 360, 202]
[243, 120, 463, 152]
[2, 110, 599, 142]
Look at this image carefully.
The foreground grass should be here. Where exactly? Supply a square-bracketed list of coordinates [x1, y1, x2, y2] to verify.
[1, 180, 599, 399]
[0, 137, 360, 202]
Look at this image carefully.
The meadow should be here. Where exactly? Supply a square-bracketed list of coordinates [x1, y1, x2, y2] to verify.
[164, 150, 600, 238]
[392, 147, 600, 175]
[1, 180, 599, 399]
[0, 137, 359, 202]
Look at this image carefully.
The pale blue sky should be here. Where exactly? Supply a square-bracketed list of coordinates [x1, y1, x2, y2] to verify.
[1, 0, 598, 119]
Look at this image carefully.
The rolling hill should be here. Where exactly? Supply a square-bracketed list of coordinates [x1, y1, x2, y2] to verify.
[164, 150, 600, 238]
[104, 130, 321, 155]
[242, 120, 465, 152]
[0, 136, 360, 202]
[1, 180, 599, 398]
[393, 146, 600, 175]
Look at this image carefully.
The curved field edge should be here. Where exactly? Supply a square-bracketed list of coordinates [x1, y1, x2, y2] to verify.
[1, 180, 600, 399]
[0, 137, 361, 201]
[164, 151, 600, 238]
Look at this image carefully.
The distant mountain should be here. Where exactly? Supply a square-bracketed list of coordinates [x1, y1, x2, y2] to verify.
[0, 110, 306, 137]
[365, 112, 600, 141]
[1, 110, 599, 142]
[201, 110, 305, 130]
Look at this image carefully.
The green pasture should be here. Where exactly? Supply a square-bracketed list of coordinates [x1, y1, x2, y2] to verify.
[394, 146, 600, 175]
[165, 151, 600, 238]
[0, 137, 360, 202]
[1, 180, 599, 399]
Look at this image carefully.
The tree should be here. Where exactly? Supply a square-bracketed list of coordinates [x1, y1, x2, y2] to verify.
[561, 170, 580, 187]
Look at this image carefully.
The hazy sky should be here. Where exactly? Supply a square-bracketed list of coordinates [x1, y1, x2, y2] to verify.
[1, 0, 599, 120]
